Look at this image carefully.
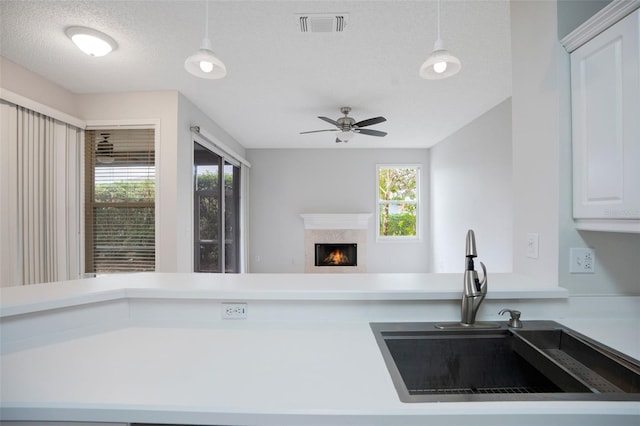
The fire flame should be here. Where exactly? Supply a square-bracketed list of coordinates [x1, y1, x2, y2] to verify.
[324, 249, 350, 265]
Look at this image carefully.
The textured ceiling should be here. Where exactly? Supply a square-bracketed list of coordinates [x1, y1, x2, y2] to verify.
[0, 0, 512, 149]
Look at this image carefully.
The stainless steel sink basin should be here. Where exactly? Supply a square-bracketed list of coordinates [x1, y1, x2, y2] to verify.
[370, 321, 640, 402]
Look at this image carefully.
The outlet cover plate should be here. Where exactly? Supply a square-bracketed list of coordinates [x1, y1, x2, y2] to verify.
[569, 248, 595, 274]
[222, 302, 247, 319]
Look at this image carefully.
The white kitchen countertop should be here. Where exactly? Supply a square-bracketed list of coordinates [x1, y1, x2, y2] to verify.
[1, 273, 638, 425]
[2, 321, 639, 425]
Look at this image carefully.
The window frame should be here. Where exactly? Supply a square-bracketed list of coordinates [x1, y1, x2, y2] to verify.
[192, 131, 245, 273]
[83, 123, 159, 276]
[375, 164, 421, 242]
[193, 142, 241, 273]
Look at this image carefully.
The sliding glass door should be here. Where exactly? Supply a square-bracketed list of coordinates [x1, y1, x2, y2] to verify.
[194, 142, 240, 273]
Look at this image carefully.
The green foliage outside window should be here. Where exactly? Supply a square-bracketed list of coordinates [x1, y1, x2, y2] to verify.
[95, 180, 154, 202]
[195, 171, 236, 241]
[378, 166, 418, 237]
[379, 208, 416, 236]
[92, 180, 155, 273]
[194, 167, 240, 272]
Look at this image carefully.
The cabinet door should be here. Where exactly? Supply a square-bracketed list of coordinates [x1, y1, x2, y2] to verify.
[571, 9, 639, 220]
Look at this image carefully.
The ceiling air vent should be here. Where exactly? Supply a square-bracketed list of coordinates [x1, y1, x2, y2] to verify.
[297, 13, 349, 33]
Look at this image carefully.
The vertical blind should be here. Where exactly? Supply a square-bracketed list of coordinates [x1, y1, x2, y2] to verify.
[1, 101, 82, 285]
[85, 129, 155, 274]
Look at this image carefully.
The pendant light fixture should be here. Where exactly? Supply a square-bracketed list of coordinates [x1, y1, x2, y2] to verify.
[419, 0, 461, 80]
[184, 0, 227, 79]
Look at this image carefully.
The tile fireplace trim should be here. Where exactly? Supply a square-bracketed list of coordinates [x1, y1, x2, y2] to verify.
[300, 213, 372, 230]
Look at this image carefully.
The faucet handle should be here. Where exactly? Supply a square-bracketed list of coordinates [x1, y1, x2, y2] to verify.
[499, 308, 522, 328]
[478, 261, 487, 293]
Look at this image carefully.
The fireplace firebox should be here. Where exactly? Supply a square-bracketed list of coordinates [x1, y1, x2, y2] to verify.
[315, 243, 357, 267]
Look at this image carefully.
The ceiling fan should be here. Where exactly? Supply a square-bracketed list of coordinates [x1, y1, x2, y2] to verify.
[300, 107, 387, 143]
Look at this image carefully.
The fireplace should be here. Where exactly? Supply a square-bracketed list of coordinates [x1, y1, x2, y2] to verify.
[300, 213, 371, 273]
[315, 243, 357, 267]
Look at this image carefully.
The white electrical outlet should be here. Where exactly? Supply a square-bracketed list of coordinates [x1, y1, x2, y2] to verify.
[222, 302, 247, 319]
[569, 248, 595, 274]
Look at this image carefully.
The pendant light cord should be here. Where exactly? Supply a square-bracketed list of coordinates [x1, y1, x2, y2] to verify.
[436, 0, 441, 41]
[204, 0, 209, 39]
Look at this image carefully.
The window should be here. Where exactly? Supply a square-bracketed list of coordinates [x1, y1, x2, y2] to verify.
[85, 129, 155, 274]
[377, 165, 420, 239]
[194, 142, 241, 273]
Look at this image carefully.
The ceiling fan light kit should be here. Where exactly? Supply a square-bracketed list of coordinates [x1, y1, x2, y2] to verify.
[96, 133, 114, 164]
[337, 130, 355, 143]
[185, 0, 227, 79]
[420, 0, 461, 80]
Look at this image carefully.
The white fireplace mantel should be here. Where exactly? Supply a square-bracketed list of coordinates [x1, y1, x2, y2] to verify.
[300, 213, 372, 230]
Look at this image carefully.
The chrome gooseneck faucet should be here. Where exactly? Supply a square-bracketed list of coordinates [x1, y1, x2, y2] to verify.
[435, 229, 499, 330]
[461, 229, 487, 325]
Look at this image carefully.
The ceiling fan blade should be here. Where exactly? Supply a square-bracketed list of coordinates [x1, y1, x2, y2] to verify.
[318, 116, 339, 126]
[300, 129, 338, 134]
[354, 116, 386, 128]
[356, 129, 387, 137]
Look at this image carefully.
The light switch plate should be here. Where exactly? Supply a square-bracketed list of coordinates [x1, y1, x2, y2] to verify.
[526, 233, 539, 259]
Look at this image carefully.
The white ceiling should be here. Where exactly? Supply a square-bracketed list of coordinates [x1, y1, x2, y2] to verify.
[0, 0, 512, 149]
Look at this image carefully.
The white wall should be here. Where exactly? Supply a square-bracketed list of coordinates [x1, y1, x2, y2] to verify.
[510, 0, 560, 285]
[0, 57, 80, 118]
[245, 148, 430, 273]
[430, 98, 512, 273]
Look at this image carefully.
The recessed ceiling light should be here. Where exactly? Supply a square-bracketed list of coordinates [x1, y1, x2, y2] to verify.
[65, 26, 117, 57]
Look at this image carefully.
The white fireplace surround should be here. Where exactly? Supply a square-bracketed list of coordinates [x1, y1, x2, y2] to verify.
[300, 214, 372, 273]
[300, 214, 372, 230]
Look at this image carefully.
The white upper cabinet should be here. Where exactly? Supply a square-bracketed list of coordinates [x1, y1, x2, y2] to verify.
[569, 8, 640, 233]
